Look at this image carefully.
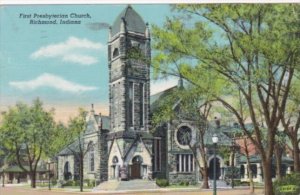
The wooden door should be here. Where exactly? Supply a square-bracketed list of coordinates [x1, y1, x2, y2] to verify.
[131, 163, 141, 179]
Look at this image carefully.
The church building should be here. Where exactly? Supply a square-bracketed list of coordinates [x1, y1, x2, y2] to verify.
[57, 5, 235, 185]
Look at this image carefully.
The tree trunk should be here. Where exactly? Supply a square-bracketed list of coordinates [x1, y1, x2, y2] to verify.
[262, 158, 274, 195]
[201, 167, 209, 189]
[80, 155, 83, 192]
[30, 172, 36, 188]
[274, 145, 283, 180]
[244, 137, 254, 193]
[246, 162, 254, 194]
[292, 139, 300, 172]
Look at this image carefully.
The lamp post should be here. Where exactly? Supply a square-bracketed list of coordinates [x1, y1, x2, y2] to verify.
[212, 133, 219, 195]
[230, 139, 235, 188]
[1, 171, 4, 187]
[47, 159, 53, 191]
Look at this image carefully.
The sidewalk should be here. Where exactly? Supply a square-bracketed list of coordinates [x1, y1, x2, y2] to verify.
[0, 185, 264, 195]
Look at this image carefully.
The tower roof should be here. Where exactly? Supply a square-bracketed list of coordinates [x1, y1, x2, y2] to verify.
[111, 5, 146, 36]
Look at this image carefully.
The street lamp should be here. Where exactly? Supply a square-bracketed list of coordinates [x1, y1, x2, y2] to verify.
[47, 159, 53, 191]
[212, 133, 219, 195]
[1, 170, 4, 187]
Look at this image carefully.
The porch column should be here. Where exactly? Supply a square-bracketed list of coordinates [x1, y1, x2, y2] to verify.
[286, 166, 291, 174]
[179, 154, 182, 172]
[116, 165, 120, 180]
[220, 167, 224, 180]
[244, 164, 248, 179]
[257, 163, 262, 182]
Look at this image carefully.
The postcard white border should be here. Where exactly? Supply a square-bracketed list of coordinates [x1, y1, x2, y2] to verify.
[1, 0, 300, 5]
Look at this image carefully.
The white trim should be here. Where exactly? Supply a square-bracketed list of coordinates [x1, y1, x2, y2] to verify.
[188, 154, 191, 172]
[179, 154, 182, 172]
[176, 154, 194, 173]
[183, 154, 186, 172]
[207, 155, 225, 168]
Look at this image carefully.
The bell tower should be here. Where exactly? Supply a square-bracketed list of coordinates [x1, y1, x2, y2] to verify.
[108, 5, 151, 133]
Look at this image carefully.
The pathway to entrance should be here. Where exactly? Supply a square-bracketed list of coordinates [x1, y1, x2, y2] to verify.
[94, 179, 159, 191]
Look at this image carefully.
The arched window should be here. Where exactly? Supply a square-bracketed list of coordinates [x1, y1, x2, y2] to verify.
[64, 161, 69, 173]
[89, 145, 95, 172]
[132, 155, 143, 164]
[112, 156, 119, 164]
[113, 48, 119, 58]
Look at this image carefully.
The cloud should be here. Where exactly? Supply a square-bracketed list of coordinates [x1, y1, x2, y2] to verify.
[62, 54, 98, 65]
[9, 73, 97, 93]
[30, 36, 103, 65]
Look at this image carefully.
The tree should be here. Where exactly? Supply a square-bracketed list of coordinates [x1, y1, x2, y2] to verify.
[281, 76, 300, 173]
[59, 108, 92, 192]
[0, 99, 56, 188]
[152, 85, 213, 189]
[152, 4, 300, 195]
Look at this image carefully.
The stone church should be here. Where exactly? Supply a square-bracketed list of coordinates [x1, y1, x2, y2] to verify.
[57, 5, 233, 185]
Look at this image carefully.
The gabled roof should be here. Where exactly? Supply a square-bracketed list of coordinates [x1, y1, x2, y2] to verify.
[57, 139, 81, 156]
[150, 86, 178, 114]
[111, 5, 146, 36]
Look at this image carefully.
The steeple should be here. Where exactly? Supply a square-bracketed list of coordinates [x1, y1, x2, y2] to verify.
[145, 22, 150, 39]
[111, 5, 146, 36]
[108, 26, 112, 41]
[108, 5, 150, 133]
[90, 103, 95, 114]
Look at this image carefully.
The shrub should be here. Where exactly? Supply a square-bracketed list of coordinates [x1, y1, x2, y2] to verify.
[184, 181, 189, 186]
[273, 173, 300, 195]
[63, 180, 73, 186]
[51, 179, 57, 186]
[156, 179, 169, 187]
[179, 181, 185, 186]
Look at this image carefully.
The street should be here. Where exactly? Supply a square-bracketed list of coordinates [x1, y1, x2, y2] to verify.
[0, 186, 264, 195]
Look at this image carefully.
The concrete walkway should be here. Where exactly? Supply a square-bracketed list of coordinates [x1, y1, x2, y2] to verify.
[93, 179, 159, 191]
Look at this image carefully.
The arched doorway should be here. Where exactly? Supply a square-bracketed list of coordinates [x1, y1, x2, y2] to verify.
[131, 155, 143, 179]
[64, 161, 71, 180]
[208, 157, 221, 180]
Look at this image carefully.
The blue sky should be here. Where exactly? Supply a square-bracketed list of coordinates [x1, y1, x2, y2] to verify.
[0, 4, 179, 122]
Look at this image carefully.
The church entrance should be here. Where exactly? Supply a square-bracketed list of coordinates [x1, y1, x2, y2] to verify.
[131, 156, 143, 179]
[209, 157, 221, 180]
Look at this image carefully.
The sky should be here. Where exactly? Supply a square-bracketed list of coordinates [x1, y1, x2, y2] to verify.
[0, 4, 179, 123]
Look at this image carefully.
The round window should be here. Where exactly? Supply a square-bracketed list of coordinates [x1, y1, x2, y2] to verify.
[176, 126, 192, 146]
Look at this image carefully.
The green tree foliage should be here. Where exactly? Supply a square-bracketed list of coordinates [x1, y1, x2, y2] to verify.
[59, 108, 92, 192]
[281, 75, 300, 172]
[0, 98, 56, 188]
[152, 4, 299, 195]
